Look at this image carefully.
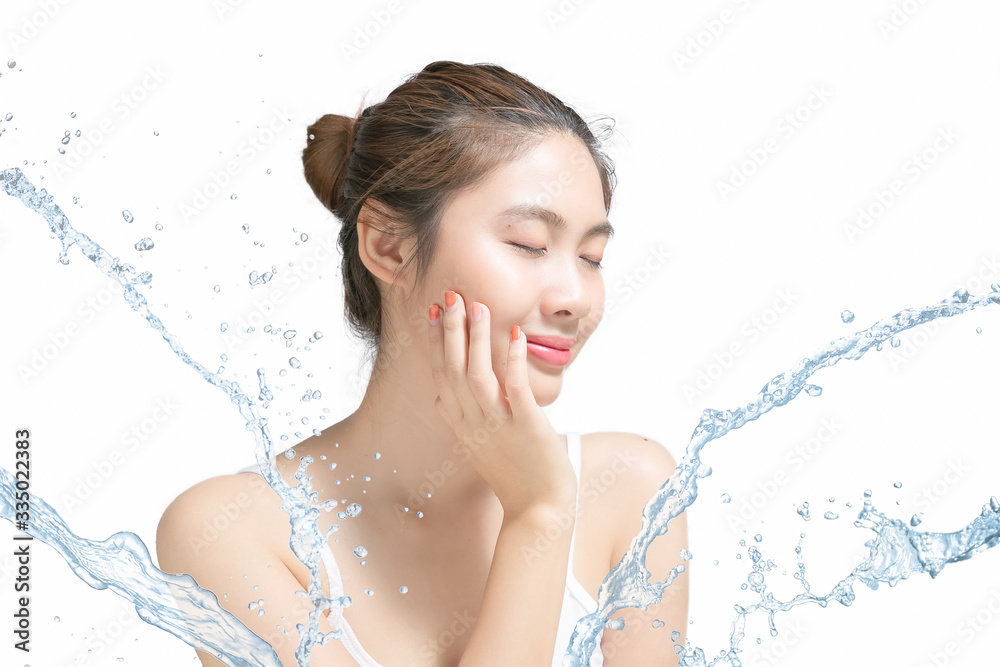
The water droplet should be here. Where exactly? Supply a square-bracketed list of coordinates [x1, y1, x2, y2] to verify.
[399, 586, 408, 594]
[720, 492, 731, 503]
[364, 589, 374, 596]
[134, 237, 154, 251]
[890, 336, 901, 348]
[804, 384, 823, 397]
[976, 327, 982, 334]
[373, 452, 381, 460]
[841, 310, 855, 323]
[910, 513, 923, 527]
[154, 130, 159, 136]
[345, 503, 362, 517]
[680, 549, 692, 560]
[213, 284, 221, 293]
[353, 546, 368, 558]
[329, 462, 337, 470]
[266, 168, 272, 174]
[893, 481, 902, 489]
[313, 331, 324, 340]
[242, 223, 250, 234]
[606, 616, 625, 631]
[824, 511, 839, 520]
[754, 534, 762, 542]
[70, 111, 76, 118]
[864, 488, 872, 498]
[416, 511, 423, 518]
[284, 330, 297, 340]
[301, 232, 309, 242]
[289, 357, 301, 369]
[4, 112, 11, 121]
[220, 322, 229, 332]
[54, 616, 61, 622]
[122, 210, 134, 223]
[953, 288, 970, 303]
[230, 193, 238, 200]
[61, 135, 70, 144]
[7, 60, 15, 68]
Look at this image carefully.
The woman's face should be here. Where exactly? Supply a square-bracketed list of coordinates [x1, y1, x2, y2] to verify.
[411, 131, 611, 407]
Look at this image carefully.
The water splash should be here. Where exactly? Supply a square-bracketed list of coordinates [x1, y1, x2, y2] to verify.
[0, 167, 343, 666]
[2, 165, 999, 667]
[562, 285, 1000, 665]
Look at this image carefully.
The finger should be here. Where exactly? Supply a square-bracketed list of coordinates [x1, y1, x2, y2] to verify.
[428, 302, 463, 422]
[467, 301, 504, 417]
[442, 290, 482, 422]
[503, 324, 536, 417]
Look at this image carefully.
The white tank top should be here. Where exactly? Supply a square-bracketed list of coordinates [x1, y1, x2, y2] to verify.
[237, 431, 605, 666]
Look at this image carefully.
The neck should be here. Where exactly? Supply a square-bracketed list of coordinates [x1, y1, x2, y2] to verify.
[317, 344, 500, 524]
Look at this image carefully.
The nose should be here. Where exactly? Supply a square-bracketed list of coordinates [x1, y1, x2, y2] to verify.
[540, 253, 594, 319]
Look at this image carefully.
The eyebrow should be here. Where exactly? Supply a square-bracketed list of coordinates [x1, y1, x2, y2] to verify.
[496, 203, 614, 241]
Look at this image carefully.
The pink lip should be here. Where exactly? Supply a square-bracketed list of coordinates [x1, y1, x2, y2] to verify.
[524, 335, 575, 366]
[524, 335, 575, 350]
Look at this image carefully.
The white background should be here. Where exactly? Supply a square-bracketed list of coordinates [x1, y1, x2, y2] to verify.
[1, 1, 999, 665]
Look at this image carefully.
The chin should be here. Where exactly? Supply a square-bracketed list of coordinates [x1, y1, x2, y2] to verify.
[529, 371, 563, 407]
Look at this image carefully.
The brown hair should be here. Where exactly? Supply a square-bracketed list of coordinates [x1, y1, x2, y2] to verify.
[301, 60, 616, 371]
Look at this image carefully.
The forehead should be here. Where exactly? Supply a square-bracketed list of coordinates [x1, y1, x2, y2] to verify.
[442, 133, 607, 230]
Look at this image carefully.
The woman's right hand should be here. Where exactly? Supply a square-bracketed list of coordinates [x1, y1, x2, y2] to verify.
[427, 289, 577, 517]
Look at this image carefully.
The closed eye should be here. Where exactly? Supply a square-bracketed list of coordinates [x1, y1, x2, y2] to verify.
[507, 242, 603, 270]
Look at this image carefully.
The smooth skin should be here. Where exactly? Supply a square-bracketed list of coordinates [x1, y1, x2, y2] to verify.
[156, 131, 689, 666]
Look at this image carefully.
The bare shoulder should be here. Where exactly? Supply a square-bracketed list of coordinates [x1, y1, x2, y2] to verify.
[577, 432, 684, 564]
[579, 431, 679, 493]
[155, 470, 285, 573]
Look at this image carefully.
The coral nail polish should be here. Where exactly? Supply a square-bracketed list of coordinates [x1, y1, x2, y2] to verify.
[511, 325, 520, 343]
[444, 291, 457, 311]
[429, 304, 440, 324]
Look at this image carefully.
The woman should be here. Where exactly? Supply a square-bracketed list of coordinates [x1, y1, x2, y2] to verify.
[156, 60, 689, 666]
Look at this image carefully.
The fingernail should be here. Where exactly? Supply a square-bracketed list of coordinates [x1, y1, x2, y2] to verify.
[511, 325, 520, 343]
[470, 302, 482, 323]
[429, 304, 440, 325]
[444, 290, 457, 312]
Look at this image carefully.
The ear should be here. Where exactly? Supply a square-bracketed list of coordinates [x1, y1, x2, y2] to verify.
[356, 201, 415, 287]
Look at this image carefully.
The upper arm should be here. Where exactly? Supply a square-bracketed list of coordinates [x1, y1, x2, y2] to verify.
[155, 474, 355, 667]
[597, 433, 690, 666]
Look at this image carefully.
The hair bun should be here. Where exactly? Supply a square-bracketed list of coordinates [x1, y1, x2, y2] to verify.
[302, 113, 357, 213]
